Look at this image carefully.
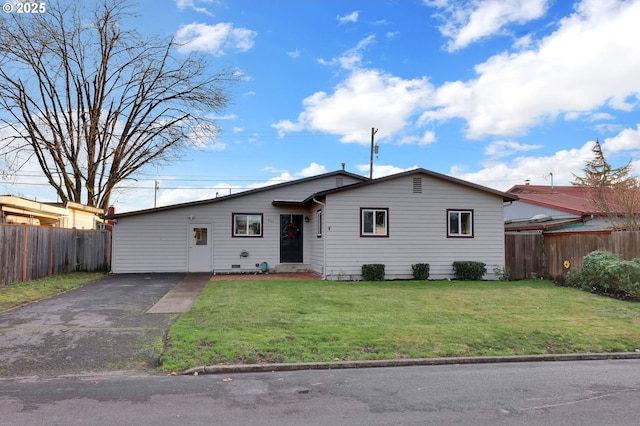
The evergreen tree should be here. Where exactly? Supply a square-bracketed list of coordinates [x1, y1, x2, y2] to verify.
[572, 139, 640, 230]
[572, 139, 632, 187]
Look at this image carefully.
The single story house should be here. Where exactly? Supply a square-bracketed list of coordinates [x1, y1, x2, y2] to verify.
[0, 195, 105, 229]
[108, 168, 517, 280]
[504, 185, 615, 233]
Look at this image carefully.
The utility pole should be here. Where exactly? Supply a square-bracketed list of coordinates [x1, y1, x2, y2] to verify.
[154, 180, 159, 208]
[369, 127, 378, 179]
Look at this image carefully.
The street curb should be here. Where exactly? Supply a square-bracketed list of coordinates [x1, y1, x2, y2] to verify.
[180, 352, 640, 375]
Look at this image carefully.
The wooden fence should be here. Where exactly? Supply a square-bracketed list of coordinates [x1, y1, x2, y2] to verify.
[506, 231, 640, 282]
[0, 224, 111, 286]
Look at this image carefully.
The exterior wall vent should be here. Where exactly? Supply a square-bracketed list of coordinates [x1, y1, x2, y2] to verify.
[231, 264, 241, 268]
[336, 177, 344, 187]
[412, 177, 422, 193]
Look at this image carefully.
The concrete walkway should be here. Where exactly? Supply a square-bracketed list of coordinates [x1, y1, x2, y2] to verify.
[146, 273, 210, 314]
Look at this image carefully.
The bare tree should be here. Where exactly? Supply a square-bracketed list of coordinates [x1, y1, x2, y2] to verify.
[0, 0, 237, 210]
[572, 139, 640, 230]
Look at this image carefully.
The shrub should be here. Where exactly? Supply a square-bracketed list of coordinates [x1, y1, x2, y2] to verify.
[492, 265, 510, 281]
[452, 261, 486, 281]
[361, 264, 385, 281]
[411, 263, 430, 280]
[575, 250, 640, 298]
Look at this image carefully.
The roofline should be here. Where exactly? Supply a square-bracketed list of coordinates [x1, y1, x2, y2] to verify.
[106, 170, 368, 219]
[306, 168, 518, 202]
[504, 218, 584, 231]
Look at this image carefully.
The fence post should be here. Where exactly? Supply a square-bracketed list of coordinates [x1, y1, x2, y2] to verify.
[22, 224, 27, 282]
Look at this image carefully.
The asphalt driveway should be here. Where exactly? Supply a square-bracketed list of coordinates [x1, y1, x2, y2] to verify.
[0, 273, 186, 378]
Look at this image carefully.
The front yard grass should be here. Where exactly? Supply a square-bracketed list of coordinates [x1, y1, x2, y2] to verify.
[0, 272, 105, 312]
[161, 279, 640, 372]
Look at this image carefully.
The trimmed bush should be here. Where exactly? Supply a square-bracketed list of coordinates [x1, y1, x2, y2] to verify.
[452, 261, 487, 281]
[361, 264, 385, 281]
[411, 263, 430, 280]
[572, 250, 640, 298]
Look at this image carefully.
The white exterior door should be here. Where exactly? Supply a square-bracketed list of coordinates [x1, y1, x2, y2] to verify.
[188, 224, 212, 272]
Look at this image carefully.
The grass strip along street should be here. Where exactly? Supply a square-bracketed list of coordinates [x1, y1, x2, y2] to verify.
[0, 272, 105, 312]
[161, 279, 640, 372]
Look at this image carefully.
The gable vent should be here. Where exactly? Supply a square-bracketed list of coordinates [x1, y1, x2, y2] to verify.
[412, 177, 422, 193]
[336, 177, 344, 187]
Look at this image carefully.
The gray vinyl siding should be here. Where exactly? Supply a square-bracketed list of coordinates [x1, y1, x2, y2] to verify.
[111, 175, 356, 273]
[323, 175, 506, 280]
[112, 212, 193, 272]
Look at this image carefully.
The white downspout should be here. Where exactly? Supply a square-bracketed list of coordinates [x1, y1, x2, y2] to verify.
[313, 197, 327, 279]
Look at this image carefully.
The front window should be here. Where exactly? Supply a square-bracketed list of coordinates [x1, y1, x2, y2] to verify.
[233, 213, 263, 237]
[448, 209, 473, 237]
[361, 208, 388, 237]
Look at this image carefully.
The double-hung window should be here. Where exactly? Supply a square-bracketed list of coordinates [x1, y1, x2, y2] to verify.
[361, 208, 388, 237]
[233, 213, 263, 237]
[447, 209, 473, 237]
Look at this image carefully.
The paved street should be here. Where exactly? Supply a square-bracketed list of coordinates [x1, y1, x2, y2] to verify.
[1, 359, 640, 425]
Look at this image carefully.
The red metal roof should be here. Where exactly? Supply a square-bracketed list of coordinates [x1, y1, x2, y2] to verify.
[506, 185, 614, 215]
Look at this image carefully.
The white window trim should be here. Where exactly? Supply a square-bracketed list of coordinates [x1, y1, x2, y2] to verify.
[447, 209, 474, 238]
[233, 213, 263, 237]
[316, 209, 323, 237]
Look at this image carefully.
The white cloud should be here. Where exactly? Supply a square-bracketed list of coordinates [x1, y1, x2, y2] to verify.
[273, 68, 433, 145]
[602, 124, 640, 153]
[175, 0, 215, 16]
[154, 163, 330, 208]
[212, 114, 238, 120]
[397, 131, 436, 146]
[426, 0, 550, 51]
[355, 164, 418, 179]
[175, 22, 257, 56]
[318, 35, 375, 70]
[420, 0, 640, 139]
[451, 141, 596, 191]
[156, 184, 233, 207]
[337, 11, 359, 24]
[484, 140, 542, 158]
[288, 49, 301, 58]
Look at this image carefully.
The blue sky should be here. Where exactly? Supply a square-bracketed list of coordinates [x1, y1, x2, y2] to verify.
[4, 0, 640, 212]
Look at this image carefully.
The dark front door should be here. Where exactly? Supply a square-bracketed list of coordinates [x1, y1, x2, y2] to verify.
[280, 214, 303, 263]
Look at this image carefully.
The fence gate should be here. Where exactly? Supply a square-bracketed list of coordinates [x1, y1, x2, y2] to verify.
[505, 233, 545, 280]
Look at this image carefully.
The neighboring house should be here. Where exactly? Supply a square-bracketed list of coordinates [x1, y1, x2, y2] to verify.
[0, 195, 105, 229]
[504, 185, 614, 233]
[107, 168, 516, 280]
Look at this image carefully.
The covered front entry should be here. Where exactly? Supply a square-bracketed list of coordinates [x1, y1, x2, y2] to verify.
[188, 224, 212, 272]
[280, 214, 303, 263]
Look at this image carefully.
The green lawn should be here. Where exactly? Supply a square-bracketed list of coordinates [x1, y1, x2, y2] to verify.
[161, 279, 640, 372]
[0, 272, 105, 312]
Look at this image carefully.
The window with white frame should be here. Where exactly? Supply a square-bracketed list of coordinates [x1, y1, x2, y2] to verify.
[361, 208, 388, 237]
[447, 209, 473, 237]
[233, 213, 263, 237]
[316, 209, 323, 237]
